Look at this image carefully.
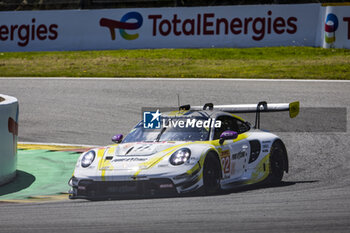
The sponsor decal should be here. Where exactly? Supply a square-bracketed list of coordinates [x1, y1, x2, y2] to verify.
[99, 10, 298, 43]
[100, 11, 143, 40]
[344, 17, 350, 40]
[322, 10, 350, 49]
[159, 183, 174, 189]
[0, 18, 58, 47]
[220, 150, 231, 178]
[148, 10, 297, 41]
[112, 158, 148, 162]
[325, 13, 338, 44]
[220, 150, 230, 158]
[232, 151, 246, 160]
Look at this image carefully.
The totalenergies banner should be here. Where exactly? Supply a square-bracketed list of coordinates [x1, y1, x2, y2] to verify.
[0, 4, 349, 52]
[320, 5, 350, 49]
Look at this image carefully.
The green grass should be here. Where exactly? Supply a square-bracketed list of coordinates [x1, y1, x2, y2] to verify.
[0, 47, 349, 79]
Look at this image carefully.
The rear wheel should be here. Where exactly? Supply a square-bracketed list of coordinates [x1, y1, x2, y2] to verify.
[202, 152, 221, 195]
[267, 140, 287, 185]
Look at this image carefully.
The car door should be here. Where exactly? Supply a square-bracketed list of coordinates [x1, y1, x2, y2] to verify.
[213, 115, 249, 181]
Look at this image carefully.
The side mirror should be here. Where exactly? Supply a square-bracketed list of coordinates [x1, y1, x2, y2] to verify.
[112, 134, 123, 143]
[219, 130, 238, 145]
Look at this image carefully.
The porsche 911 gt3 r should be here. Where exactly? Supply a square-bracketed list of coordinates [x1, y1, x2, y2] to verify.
[68, 101, 299, 200]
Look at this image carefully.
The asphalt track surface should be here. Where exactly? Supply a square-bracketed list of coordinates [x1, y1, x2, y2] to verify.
[0, 78, 350, 233]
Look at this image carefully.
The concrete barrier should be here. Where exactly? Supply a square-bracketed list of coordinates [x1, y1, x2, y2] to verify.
[0, 4, 350, 52]
[1, 3, 349, 51]
[321, 5, 350, 49]
[0, 94, 19, 186]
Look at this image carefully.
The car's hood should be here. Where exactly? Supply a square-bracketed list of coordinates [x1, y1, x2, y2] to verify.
[98, 141, 189, 171]
[113, 141, 186, 157]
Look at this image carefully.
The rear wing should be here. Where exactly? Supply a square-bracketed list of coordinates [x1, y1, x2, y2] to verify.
[181, 101, 300, 129]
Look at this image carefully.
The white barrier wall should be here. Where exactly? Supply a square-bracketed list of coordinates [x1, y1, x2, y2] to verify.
[320, 5, 350, 48]
[0, 94, 18, 186]
[0, 4, 349, 51]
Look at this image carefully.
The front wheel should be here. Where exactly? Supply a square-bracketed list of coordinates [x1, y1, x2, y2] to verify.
[202, 152, 222, 195]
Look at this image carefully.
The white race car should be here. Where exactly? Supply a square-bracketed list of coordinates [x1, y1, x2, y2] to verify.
[69, 101, 299, 199]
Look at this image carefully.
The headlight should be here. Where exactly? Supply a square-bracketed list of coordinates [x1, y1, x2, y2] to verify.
[81, 151, 96, 168]
[169, 148, 191, 165]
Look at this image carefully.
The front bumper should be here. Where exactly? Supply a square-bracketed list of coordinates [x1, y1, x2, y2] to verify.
[69, 177, 178, 199]
[69, 161, 203, 199]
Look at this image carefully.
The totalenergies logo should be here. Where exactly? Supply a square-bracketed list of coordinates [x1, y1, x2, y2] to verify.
[324, 13, 339, 44]
[100, 12, 143, 40]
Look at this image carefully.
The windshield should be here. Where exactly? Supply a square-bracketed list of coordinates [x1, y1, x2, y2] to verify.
[123, 117, 211, 143]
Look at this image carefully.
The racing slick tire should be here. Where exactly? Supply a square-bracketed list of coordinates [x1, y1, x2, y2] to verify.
[202, 152, 222, 195]
[267, 140, 288, 185]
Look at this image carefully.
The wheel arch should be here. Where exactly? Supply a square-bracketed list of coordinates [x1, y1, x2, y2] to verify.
[201, 148, 223, 179]
[272, 139, 289, 173]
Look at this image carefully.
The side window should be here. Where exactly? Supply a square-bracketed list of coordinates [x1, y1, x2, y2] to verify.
[236, 119, 250, 134]
[213, 116, 238, 140]
[213, 115, 250, 140]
